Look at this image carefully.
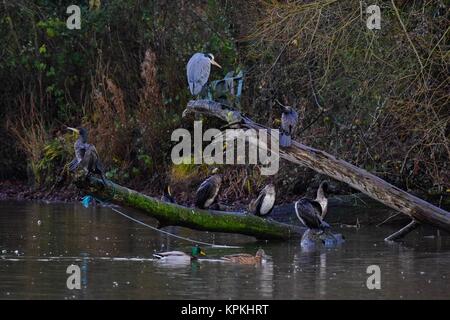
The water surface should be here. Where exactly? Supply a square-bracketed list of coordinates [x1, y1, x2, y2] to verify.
[1, 201, 449, 299]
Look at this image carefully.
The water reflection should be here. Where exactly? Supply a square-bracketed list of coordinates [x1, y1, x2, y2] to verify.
[1, 200, 450, 299]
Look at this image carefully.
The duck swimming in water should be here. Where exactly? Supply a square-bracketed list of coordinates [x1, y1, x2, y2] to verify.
[294, 181, 330, 230]
[195, 168, 222, 209]
[153, 246, 206, 262]
[67, 126, 107, 185]
[249, 184, 276, 216]
[221, 249, 265, 265]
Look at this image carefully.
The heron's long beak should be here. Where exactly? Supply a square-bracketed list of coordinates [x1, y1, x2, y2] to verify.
[66, 127, 80, 134]
[211, 60, 222, 69]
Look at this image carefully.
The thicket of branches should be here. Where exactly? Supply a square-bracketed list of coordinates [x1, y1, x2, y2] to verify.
[0, 0, 448, 203]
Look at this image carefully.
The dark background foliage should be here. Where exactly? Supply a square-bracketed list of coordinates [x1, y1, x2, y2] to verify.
[0, 0, 448, 205]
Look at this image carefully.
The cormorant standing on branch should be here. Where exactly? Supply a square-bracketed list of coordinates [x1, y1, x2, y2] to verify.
[161, 185, 175, 203]
[249, 184, 276, 216]
[195, 168, 222, 209]
[67, 127, 107, 185]
[278, 101, 299, 147]
[187, 53, 222, 96]
[294, 181, 330, 230]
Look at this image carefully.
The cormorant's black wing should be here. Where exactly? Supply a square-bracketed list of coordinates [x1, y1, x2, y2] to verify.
[252, 191, 265, 215]
[295, 199, 323, 229]
[195, 179, 214, 208]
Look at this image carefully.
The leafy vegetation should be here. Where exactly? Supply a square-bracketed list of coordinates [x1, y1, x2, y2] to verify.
[0, 1, 448, 204]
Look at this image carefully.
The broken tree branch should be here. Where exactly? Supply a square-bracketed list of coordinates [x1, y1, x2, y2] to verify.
[384, 220, 420, 242]
[184, 100, 450, 234]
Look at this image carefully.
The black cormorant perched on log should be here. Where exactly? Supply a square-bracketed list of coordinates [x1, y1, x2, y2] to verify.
[294, 181, 329, 230]
[161, 185, 175, 203]
[278, 101, 299, 147]
[249, 184, 276, 216]
[195, 168, 222, 209]
[67, 127, 107, 185]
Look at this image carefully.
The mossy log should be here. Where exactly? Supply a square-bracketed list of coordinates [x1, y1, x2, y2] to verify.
[184, 100, 450, 236]
[75, 176, 304, 240]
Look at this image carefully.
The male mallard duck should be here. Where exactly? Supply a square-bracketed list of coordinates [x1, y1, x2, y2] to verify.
[153, 246, 206, 262]
[195, 168, 222, 209]
[249, 184, 276, 216]
[221, 249, 265, 265]
[161, 185, 175, 203]
[67, 126, 107, 185]
[294, 181, 330, 230]
[277, 101, 299, 147]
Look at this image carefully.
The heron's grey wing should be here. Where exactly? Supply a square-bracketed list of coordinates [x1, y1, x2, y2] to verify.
[187, 54, 211, 95]
[295, 199, 322, 229]
[195, 178, 214, 208]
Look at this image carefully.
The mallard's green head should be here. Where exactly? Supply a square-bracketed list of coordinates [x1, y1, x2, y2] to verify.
[191, 246, 206, 257]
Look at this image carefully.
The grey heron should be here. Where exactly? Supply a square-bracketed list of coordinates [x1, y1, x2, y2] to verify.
[294, 181, 330, 230]
[67, 126, 107, 185]
[249, 184, 276, 216]
[186, 53, 222, 96]
[195, 168, 222, 209]
[277, 101, 299, 147]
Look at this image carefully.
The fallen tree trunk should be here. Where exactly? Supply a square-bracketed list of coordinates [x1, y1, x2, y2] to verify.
[184, 100, 450, 234]
[75, 176, 304, 240]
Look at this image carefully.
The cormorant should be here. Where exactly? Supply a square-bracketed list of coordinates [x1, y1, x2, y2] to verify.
[195, 168, 222, 209]
[67, 127, 107, 185]
[249, 184, 276, 216]
[161, 185, 175, 203]
[278, 102, 299, 147]
[294, 181, 330, 230]
[187, 53, 222, 96]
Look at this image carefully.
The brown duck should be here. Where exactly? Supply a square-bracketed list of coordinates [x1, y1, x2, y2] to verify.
[221, 249, 265, 265]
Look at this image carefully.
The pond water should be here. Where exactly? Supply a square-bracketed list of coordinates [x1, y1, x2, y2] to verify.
[0, 200, 449, 300]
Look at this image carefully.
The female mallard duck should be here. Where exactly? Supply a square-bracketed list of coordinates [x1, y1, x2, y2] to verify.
[153, 246, 206, 262]
[67, 126, 107, 185]
[294, 181, 330, 230]
[195, 168, 222, 209]
[221, 249, 265, 265]
[161, 185, 175, 203]
[249, 184, 276, 216]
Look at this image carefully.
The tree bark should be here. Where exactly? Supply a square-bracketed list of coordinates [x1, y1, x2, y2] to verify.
[75, 176, 304, 240]
[184, 100, 450, 233]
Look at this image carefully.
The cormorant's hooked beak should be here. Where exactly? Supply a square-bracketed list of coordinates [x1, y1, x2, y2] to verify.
[211, 60, 222, 69]
[66, 127, 80, 135]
